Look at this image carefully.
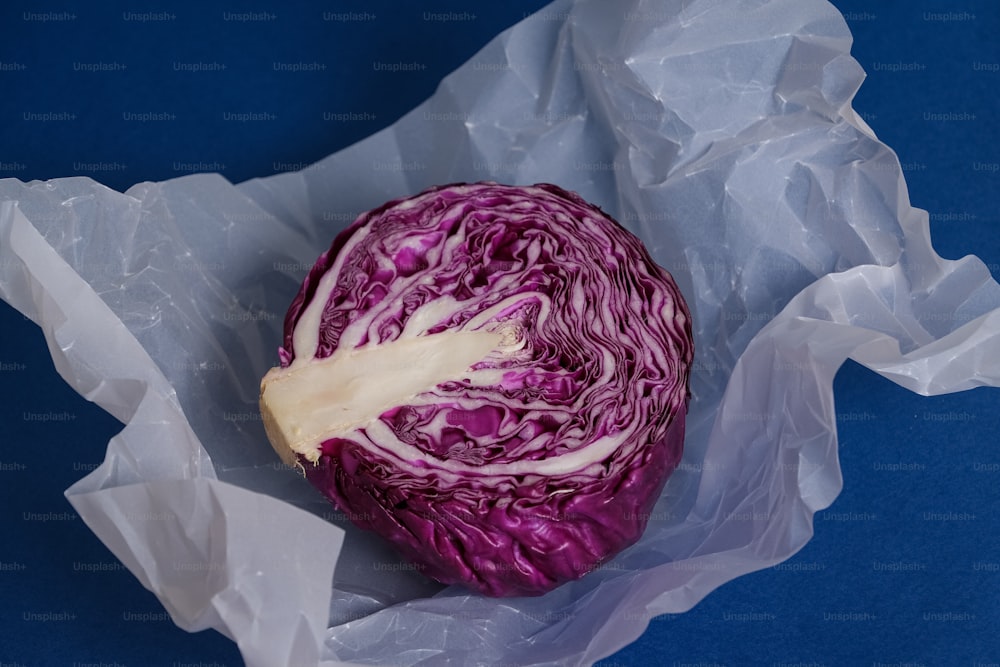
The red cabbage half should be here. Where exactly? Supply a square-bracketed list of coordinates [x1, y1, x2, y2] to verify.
[260, 182, 693, 597]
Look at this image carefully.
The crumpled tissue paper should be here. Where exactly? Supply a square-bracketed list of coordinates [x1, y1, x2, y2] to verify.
[2, 0, 999, 665]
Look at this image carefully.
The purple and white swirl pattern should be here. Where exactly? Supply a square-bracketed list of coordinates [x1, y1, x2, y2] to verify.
[267, 182, 693, 596]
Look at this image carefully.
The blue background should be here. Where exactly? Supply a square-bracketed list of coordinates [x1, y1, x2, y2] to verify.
[1, 1, 998, 665]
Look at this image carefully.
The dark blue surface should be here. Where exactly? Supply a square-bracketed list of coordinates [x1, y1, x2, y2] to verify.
[1, 1, 998, 665]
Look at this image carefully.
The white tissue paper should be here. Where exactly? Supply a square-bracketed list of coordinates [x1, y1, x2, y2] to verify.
[2, 0, 999, 664]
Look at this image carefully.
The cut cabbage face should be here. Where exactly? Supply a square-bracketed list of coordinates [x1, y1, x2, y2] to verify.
[260, 182, 693, 597]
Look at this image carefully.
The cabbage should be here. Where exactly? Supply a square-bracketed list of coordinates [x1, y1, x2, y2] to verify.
[259, 182, 693, 596]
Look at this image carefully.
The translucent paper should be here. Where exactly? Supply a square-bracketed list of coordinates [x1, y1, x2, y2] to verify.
[2, 0, 999, 664]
